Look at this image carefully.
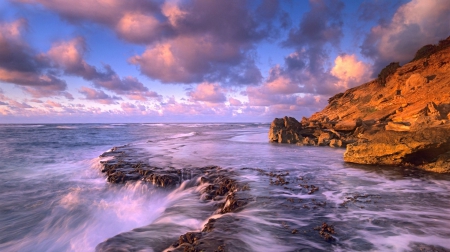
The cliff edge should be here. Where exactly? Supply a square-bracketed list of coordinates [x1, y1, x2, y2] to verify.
[269, 36, 450, 173]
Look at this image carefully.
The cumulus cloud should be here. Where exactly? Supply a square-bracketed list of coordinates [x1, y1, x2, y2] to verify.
[0, 19, 68, 97]
[46, 37, 161, 101]
[16, 0, 290, 87]
[263, 0, 346, 97]
[283, 0, 344, 74]
[225, 0, 347, 118]
[187, 83, 226, 103]
[15, 0, 160, 27]
[47, 37, 100, 79]
[115, 12, 162, 44]
[361, 0, 450, 74]
[127, 0, 286, 85]
[331, 54, 372, 89]
[78, 86, 121, 104]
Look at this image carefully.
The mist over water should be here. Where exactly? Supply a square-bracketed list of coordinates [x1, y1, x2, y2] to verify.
[0, 123, 449, 251]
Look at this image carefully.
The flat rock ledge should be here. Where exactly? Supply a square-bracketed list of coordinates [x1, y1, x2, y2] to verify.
[269, 113, 450, 173]
[96, 145, 251, 252]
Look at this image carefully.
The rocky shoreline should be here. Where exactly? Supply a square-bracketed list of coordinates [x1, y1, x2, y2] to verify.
[95, 144, 341, 251]
[97, 145, 251, 251]
[269, 37, 450, 173]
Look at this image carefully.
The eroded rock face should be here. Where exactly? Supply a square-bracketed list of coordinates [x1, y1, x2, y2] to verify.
[344, 125, 450, 173]
[269, 36, 450, 173]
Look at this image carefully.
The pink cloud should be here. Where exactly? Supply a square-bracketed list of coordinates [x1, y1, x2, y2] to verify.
[362, 0, 450, 71]
[228, 97, 243, 106]
[120, 102, 148, 114]
[8, 100, 33, 109]
[46, 37, 99, 79]
[188, 82, 226, 103]
[330, 54, 372, 89]
[0, 19, 68, 97]
[78, 86, 121, 104]
[44, 100, 63, 108]
[116, 12, 160, 43]
[129, 35, 253, 84]
[17, 0, 284, 86]
[46, 37, 161, 101]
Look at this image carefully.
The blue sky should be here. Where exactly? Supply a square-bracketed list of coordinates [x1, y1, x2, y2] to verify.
[0, 0, 449, 123]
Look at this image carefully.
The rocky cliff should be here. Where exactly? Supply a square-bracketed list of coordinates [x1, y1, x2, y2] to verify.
[269, 36, 450, 173]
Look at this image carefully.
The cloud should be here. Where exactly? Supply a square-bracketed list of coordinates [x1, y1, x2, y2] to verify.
[47, 37, 100, 79]
[78, 86, 121, 104]
[115, 12, 162, 44]
[44, 100, 63, 108]
[187, 82, 226, 103]
[361, 0, 450, 74]
[283, 0, 344, 75]
[17, 1, 288, 86]
[330, 54, 372, 89]
[228, 97, 242, 106]
[46, 37, 161, 101]
[15, 0, 161, 27]
[0, 19, 68, 97]
[120, 102, 148, 114]
[127, 0, 286, 85]
[262, 0, 346, 98]
[8, 100, 33, 109]
[129, 33, 263, 85]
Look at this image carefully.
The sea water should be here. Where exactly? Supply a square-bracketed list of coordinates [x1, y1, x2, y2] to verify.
[0, 123, 449, 251]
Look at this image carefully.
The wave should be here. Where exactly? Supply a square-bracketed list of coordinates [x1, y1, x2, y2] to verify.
[0, 124, 45, 128]
[169, 132, 199, 139]
[56, 126, 77, 129]
[141, 123, 165, 127]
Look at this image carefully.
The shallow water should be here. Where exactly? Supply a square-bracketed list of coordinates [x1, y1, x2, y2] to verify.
[0, 123, 449, 251]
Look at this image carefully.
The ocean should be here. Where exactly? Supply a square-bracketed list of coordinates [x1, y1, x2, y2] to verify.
[0, 123, 449, 251]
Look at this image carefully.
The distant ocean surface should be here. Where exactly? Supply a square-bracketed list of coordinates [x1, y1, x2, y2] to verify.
[1, 123, 450, 251]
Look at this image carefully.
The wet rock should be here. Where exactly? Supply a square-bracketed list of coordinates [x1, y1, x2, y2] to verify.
[308, 185, 319, 194]
[144, 173, 180, 187]
[314, 222, 336, 242]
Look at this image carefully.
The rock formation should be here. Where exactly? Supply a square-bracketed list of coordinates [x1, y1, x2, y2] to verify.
[269, 36, 450, 173]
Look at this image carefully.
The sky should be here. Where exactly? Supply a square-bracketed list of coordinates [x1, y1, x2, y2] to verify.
[0, 0, 449, 123]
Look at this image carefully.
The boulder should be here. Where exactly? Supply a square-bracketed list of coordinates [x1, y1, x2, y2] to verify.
[269, 118, 285, 142]
[269, 116, 302, 143]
